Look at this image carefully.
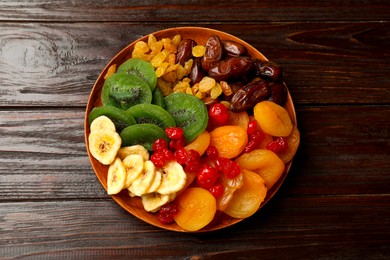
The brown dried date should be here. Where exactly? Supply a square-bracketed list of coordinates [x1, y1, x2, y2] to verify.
[254, 59, 282, 81]
[176, 39, 196, 66]
[267, 81, 287, 105]
[228, 82, 245, 95]
[230, 77, 270, 112]
[208, 56, 255, 82]
[201, 35, 223, 72]
[222, 40, 247, 57]
[189, 58, 207, 84]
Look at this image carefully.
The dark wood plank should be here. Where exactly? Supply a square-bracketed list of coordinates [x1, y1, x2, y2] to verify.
[290, 105, 390, 195]
[0, 0, 389, 22]
[0, 196, 388, 258]
[0, 108, 106, 200]
[0, 22, 389, 107]
[1, 106, 389, 200]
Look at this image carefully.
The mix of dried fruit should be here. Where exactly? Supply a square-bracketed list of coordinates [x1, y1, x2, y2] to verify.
[87, 32, 300, 231]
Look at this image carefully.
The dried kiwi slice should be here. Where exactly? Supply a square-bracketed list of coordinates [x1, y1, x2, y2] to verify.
[151, 87, 165, 109]
[88, 106, 136, 132]
[164, 92, 208, 143]
[120, 123, 169, 151]
[101, 73, 152, 110]
[116, 58, 157, 91]
[127, 103, 176, 129]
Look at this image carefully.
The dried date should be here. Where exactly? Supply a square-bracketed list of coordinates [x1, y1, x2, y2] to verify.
[267, 81, 287, 105]
[202, 35, 223, 72]
[222, 40, 247, 57]
[208, 56, 255, 82]
[254, 59, 282, 81]
[176, 39, 196, 66]
[189, 58, 207, 84]
[230, 77, 270, 112]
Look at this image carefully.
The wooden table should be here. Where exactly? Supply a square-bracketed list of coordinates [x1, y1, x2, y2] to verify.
[1, 1, 389, 259]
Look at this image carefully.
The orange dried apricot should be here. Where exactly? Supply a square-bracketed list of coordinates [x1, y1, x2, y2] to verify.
[235, 149, 285, 190]
[210, 125, 248, 158]
[184, 130, 210, 156]
[227, 110, 250, 130]
[254, 101, 293, 137]
[223, 169, 267, 218]
[173, 187, 216, 231]
[216, 171, 243, 211]
[278, 125, 300, 163]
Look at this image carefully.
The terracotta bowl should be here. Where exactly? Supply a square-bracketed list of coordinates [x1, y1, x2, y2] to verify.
[84, 27, 297, 232]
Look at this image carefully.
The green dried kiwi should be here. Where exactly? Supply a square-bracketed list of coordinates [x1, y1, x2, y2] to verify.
[120, 123, 169, 151]
[164, 92, 208, 143]
[127, 103, 176, 129]
[101, 73, 152, 110]
[88, 105, 136, 133]
[151, 87, 165, 109]
[116, 58, 157, 91]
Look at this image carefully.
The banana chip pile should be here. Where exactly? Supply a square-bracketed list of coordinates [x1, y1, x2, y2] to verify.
[89, 116, 186, 212]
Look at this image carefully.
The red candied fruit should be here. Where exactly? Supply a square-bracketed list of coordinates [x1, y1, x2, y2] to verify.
[150, 151, 165, 168]
[208, 183, 224, 198]
[162, 148, 175, 161]
[216, 157, 241, 179]
[173, 148, 201, 173]
[157, 203, 179, 224]
[174, 148, 188, 164]
[247, 120, 258, 135]
[205, 145, 219, 160]
[266, 136, 288, 153]
[196, 164, 220, 189]
[244, 129, 265, 153]
[209, 103, 229, 126]
[169, 135, 186, 150]
[185, 149, 201, 172]
[165, 127, 184, 140]
[152, 138, 168, 152]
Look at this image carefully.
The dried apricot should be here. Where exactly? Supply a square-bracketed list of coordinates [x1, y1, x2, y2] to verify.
[184, 130, 210, 156]
[227, 110, 250, 130]
[278, 125, 300, 163]
[210, 125, 248, 158]
[223, 169, 267, 218]
[216, 171, 243, 211]
[254, 101, 293, 137]
[235, 149, 285, 190]
[173, 187, 216, 231]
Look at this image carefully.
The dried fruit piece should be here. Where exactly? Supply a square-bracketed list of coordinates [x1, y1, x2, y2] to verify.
[216, 171, 243, 211]
[235, 149, 285, 190]
[184, 130, 210, 156]
[104, 64, 117, 79]
[90, 115, 116, 133]
[107, 157, 127, 195]
[122, 154, 144, 188]
[174, 187, 217, 231]
[198, 76, 216, 92]
[117, 145, 150, 161]
[227, 110, 250, 130]
[254, 101, 293, 137]
[223, 169, 267, 218]
[192, 45, 205, 57]
[278, 125, 300, 163]
[210, 125, 248, 158]
[89, 129, 121, 165]
[208, 103, 229, 126]
[164, 92, 208, 143]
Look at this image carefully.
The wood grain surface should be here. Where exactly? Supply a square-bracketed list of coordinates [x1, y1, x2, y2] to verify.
[0, 0, 389, 259]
